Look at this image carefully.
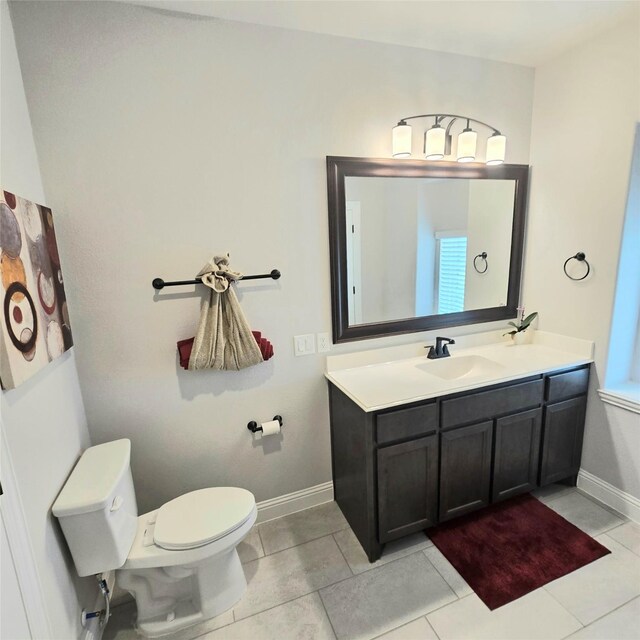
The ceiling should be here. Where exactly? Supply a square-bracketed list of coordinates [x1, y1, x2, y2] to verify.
[122, 0, 639, 67]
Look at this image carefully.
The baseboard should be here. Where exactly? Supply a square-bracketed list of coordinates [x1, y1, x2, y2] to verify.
[578, 469, 640, 524]
[256, 481, 334, 524]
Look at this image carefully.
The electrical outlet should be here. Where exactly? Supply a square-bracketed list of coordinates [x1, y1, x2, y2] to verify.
[294, 334, 316, 356]
[317, 332, 331, 352]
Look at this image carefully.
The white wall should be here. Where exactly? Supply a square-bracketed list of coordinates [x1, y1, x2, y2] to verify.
[524, 18, 640, 497]
[9, 0, 534, 513]
[0, 2, 94, 637]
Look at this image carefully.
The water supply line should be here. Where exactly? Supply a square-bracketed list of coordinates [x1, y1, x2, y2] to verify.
[81, 575, 110, 628]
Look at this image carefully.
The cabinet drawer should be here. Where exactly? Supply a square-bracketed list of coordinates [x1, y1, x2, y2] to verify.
[546, 367, 589, 403]
[441, 379, 544, 430]
[377, 403, 438, 445]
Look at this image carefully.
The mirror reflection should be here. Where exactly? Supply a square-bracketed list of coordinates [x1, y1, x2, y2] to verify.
[345, 177, 516, 325]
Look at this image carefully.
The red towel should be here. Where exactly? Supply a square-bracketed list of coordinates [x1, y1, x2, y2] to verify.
[177, 337, 194, 370]
[177, 332, 273, 370]
[253, 331, 274, 361]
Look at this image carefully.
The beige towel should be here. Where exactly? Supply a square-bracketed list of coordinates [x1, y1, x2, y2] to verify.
[188, 255, 263, 371]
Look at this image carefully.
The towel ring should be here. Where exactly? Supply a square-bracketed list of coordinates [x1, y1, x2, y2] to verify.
[473, 252, 488, 274]
[563, 252, 590, 281]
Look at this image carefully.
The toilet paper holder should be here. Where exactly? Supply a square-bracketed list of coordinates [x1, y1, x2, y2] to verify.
[247, 415, 283, 433]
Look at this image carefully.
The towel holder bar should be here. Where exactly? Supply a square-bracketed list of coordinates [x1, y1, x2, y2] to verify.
[153, 269, 281, 290]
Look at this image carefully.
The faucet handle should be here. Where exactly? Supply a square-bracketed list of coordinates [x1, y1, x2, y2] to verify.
[425, 344, 437, 359]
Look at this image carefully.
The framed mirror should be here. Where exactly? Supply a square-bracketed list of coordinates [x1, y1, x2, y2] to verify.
[327, 156, 529, 342]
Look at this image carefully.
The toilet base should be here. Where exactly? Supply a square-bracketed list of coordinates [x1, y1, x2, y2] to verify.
[117, 548, 247, 638]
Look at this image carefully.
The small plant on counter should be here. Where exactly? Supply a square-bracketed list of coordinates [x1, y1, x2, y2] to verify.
[504, 306, 538, 337]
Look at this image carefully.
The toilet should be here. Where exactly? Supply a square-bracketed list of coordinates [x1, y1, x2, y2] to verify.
[52, 439, 256, 638]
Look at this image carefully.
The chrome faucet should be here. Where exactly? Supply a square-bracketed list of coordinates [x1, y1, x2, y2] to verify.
[426, 337, 455, 360]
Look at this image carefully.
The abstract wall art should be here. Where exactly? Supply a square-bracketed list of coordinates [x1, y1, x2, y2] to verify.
[0, 189, 73, 389]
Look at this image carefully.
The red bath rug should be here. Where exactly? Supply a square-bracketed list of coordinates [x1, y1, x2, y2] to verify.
[427, 493, 610, 610]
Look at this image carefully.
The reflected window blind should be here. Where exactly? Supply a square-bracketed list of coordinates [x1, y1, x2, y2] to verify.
[437, 236, 467, 314]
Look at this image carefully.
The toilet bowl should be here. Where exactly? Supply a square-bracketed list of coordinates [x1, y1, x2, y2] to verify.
[118, 488, 257, 637]
[52, 440, 256, 638]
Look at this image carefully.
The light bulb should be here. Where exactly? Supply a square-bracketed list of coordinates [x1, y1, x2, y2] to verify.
[457, 128, 477, 163]
[486, 133, 506, 165]
[425, 125, 445, 160]
[392, 123, 412, 158]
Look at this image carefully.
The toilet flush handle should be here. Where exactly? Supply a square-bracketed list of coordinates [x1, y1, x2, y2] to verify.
[110, 496, 124, 512]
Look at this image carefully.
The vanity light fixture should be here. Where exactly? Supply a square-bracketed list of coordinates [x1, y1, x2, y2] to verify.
[391, 113, 507, 164]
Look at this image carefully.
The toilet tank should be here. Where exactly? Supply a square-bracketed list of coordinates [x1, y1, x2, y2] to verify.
[53, 439, 138, 577]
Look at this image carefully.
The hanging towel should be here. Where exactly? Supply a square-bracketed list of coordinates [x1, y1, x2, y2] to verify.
[187, 255, 264, 371]
[177, 331, 274, 370]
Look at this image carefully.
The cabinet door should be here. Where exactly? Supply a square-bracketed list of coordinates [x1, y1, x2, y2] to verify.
[377, 435, 438, 543]
[439, 421, 493, 522]
[493, 408, 542, 502]
[540, 396, 587, 486]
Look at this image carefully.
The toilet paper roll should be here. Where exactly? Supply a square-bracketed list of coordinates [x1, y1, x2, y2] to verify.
[260, 420, 281, 436]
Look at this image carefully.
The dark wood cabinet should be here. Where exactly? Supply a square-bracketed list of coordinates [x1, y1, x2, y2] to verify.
[377, 435, 438, 542]
[540, 396, 587, 485]
[328, 364, 589, 563]
[493, 408, 542, 502]
[440, 421, 493, 521]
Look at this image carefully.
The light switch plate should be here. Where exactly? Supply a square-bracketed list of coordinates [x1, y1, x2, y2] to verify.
[317, 332, 331, 352]
[294, 334, 316, 356]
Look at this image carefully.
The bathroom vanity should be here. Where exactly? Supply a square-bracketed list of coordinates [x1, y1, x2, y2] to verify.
[326, 332, 593, 562]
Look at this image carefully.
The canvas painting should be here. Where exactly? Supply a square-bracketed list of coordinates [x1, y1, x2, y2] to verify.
[0, 189, 73, 389]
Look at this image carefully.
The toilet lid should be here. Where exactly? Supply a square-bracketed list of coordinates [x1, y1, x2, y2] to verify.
[154, 487, 255, 551]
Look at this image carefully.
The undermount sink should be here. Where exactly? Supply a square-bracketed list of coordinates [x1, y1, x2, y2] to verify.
[416, 355, 506, 380]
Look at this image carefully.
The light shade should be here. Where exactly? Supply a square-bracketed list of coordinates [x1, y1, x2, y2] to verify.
[486, 133, 507, 165]
[425, 125, 446, 160]
[392, 123, 412, 158]
[457, 128, 477, 163]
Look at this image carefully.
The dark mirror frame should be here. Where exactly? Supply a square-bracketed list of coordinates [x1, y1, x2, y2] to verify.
[327, 156, 530, 343]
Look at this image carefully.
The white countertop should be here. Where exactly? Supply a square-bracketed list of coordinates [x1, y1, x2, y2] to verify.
[325, 330, 594, 412]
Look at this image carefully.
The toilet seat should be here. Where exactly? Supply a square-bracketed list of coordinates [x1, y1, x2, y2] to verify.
[120, 489, 257, 571]
[154, 487, 255, 550]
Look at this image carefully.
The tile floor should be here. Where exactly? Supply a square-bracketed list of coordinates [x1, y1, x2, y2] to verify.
[104, 487, 640, 640]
